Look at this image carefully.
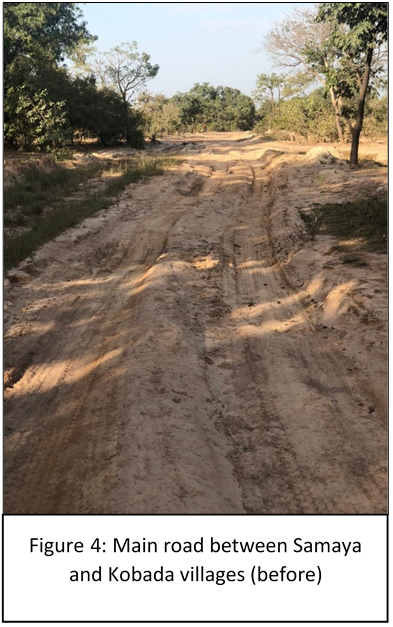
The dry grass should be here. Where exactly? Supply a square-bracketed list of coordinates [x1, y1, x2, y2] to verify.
[4, 156, 180, 270]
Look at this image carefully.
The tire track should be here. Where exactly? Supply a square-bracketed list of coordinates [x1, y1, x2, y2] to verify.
[4, 136, 387, 514]
[4, 168, 213, 513]
[213, 156, 386, 513]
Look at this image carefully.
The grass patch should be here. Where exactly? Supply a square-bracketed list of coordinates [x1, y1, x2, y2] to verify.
[4, 162, 105, 218]
[319, 196, 387, 252]
[4, 156, 179, 270]
[103, 156, 171, 197]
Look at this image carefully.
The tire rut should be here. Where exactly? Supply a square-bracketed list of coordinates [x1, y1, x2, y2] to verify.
[212, 160, 386, 513]
[4, 137, 387, 514]
[4, 170, 213, 513]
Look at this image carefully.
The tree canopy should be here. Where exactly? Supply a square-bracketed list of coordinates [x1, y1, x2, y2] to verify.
[172, 83, 256, 132]
[3, 2, 387, 154]
[4, 3, 95, 71]
[3, 4, 152, 149]
[262, 5, 346, 141]
[317, 2, 388, 164]
[87, 42, 159, 103]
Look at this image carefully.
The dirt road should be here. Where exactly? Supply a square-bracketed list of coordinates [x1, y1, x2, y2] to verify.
[4, 133, 387, 514]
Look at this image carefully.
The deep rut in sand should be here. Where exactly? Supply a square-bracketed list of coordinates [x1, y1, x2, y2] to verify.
[4, 134, 387, 514]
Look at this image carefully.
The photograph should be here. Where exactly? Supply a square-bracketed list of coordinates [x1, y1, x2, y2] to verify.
[4, 2, 387, 516]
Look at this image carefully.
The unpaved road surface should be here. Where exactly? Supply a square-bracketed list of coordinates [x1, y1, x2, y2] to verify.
[4, 133, 387, 514]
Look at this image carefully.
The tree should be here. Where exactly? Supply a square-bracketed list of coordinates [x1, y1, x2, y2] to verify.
[78, 41, 159, 147]
[172, 83, 255, 132]
[187, 83, 218, 128]
[4, 3, 95, 89]
[84, 42, 159, 146]
[215, 86, 256, 131]
[262, 6, 345, 142]
[89, 42, 159, 104]
[5, 86, 68, 150]
[136, 93, 181, 139]
[86, 86, 143, 148]
[317, 3, 388, 165]
[4, 5, 147, 150]
[269, 92, 338, 142]
[253, 73, 286, 120]
[172, 91, 205, 132]
[280, 71, 311, 100]
[4, 3, 96, 149]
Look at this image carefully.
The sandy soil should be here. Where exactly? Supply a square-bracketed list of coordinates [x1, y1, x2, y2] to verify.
[4, 132, 387, 514]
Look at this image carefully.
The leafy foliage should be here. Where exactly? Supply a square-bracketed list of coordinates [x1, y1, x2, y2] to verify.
[317, 3, 388, 164]
[298, 207, 325, 240]
[136, 93, 182, 139]
[262, 3, 387, 152]
[4, 5, 151, 150]
[317, 3, 387, 54]
[253, 73, 287, 119]
[254, 82, 339, 142]
[172, 83, 256, 132]
[261, 6, 345, 140]
[15, 89, 67, 151]
[4, 2, 95, 71]
[86, 42, 159, 103]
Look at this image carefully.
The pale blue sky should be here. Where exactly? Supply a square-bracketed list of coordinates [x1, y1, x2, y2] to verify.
[79, 2, 304, 97]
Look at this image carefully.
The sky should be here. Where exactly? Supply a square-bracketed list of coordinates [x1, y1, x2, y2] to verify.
[79, 2, 304, 98]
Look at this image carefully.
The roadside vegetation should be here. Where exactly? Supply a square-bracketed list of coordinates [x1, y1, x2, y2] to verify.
[4, 4, 156, 150]
[136, 83, 256, 138]
[4, 156, 178, 270]
[299, 195, 387, 254]
[321, 196, 387, 253]
[3, 2, 388, 271]
[4, 3, 387, 154]
[256, 3, 387, 163]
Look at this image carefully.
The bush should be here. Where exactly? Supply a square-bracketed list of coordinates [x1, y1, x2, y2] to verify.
[255, 93, 339, 142]
[298, 206, 325, 239]
[5, 87, 68, 150]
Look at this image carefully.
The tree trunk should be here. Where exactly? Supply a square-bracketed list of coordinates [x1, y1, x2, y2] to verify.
[350, 48, 373, 166]
[329, 87, 344, 143]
